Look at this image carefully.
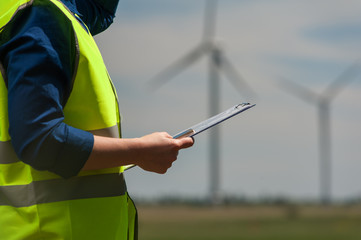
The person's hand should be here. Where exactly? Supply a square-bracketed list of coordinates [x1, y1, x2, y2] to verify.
[134, 132, 194, 174]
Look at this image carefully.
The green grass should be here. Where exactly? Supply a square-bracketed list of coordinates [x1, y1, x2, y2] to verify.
[137, 205, 361, 240]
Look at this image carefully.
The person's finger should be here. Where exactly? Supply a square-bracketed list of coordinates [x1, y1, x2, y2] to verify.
[177, 137, 194, 149]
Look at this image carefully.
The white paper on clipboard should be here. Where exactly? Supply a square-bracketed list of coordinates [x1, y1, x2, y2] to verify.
[124, 103, 255, 171]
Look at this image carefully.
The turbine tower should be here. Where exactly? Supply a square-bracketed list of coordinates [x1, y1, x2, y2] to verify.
[279, 60, 361, 204]
[148, 0, 256, 204]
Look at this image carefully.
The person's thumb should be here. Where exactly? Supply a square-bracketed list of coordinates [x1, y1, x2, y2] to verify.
[177, 137, 194, 149]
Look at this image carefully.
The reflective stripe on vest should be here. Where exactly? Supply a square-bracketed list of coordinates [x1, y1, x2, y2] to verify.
[0, 173, 126, 207]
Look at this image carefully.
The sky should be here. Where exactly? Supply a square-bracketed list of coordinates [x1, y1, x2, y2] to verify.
[94, 0, 361, 202]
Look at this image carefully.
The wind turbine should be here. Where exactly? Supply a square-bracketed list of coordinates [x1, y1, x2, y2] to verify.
[147, 0, 256, 204]
[279, 60, 361, 204]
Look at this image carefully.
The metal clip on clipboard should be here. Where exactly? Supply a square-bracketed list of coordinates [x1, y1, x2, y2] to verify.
[124, 102, 255, 170]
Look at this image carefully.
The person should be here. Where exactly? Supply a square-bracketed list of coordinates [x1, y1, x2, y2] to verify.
[0, 0, 194, 239]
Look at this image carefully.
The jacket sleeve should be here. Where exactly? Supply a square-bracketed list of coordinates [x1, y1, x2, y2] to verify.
[75, 0, 120, 35]
[0, 4, 94, 178]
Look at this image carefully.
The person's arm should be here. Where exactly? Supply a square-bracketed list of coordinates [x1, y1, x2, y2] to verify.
[83, 132, 194, 174]
[0, 4, 93, 178]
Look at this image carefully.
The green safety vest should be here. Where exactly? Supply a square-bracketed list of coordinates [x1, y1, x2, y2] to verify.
[0, 0, 137, 239]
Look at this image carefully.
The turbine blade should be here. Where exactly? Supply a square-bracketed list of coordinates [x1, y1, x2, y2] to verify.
[147, 42, 212, 91]
[203, 0, 218, 41]
[218, 52, 257, 99]
[278, 77, 319, 104]
[323, 59, 361, 100]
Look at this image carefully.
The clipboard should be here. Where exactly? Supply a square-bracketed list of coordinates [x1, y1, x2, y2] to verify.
[173, 102, 255, 139]
[124, 102, 255, 170]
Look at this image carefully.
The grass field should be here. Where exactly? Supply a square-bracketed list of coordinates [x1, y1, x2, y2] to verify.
[137, 204, 361, 240]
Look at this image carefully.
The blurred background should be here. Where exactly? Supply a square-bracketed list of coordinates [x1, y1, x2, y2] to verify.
[94, 0, 361, 238]
[95, 0, 361, 203]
